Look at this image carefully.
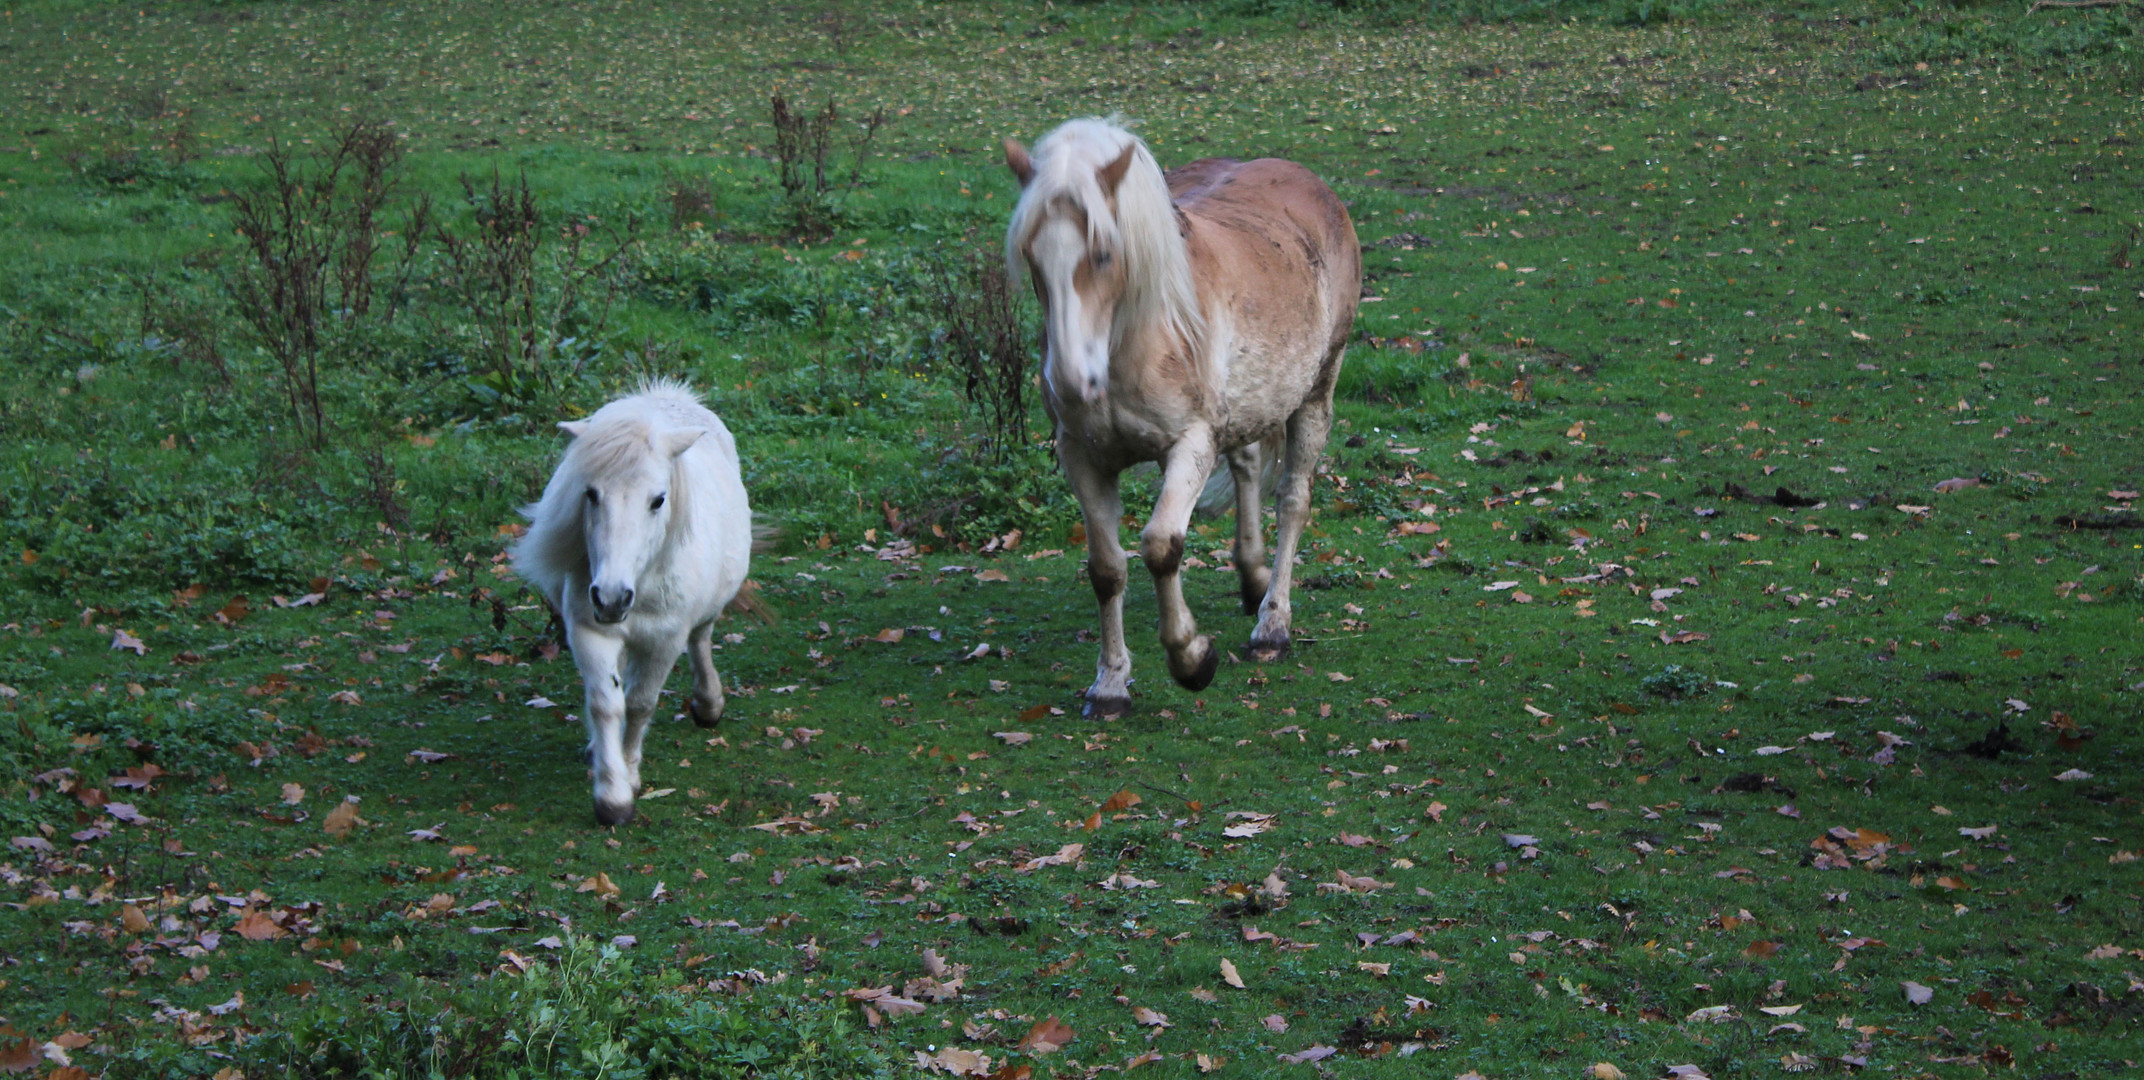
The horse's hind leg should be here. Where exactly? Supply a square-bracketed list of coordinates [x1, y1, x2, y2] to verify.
[686, 621, 725, 728]
[1064, 450, 1133, 717]
[1144, 430, 1220, 692]
[1225, 439, 1273, 615]
[1251, 397, 1335, 661]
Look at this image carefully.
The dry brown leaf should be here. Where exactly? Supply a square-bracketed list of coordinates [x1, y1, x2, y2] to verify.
[322, 799, 362, 838]
[233, 908, 288, 941]
[121, 903, 151, 934]
[1220, 958, 1246, 989]
[1016, 1015, 1075, 1054]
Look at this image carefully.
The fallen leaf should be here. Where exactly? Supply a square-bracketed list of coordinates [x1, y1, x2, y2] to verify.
[322, 799, 362, 838]
[280, 783, 305, 806]
[1220, 958, 1246, 988]
[2054, 768, 2093, 782]
[1591, 1065, 1628, 1080]
[1261, 1014, 1289, 1033]
[576, 872, 621, 898]
[1277, 1046, 1338, 1064]
[121, 904, 151, 934]
[111, 628, 147, 655]
[1903, 981, 1934, 1005]
[1130, 1006, 1170, 1028]
[993, 731, 1033, 746]
[1932, 477, 1982, 493]
[233, 909, 288, 941]
[1016, 1016, 1075, 1054]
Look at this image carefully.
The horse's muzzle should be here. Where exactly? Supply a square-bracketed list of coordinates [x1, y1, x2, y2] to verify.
[589, 585, 634, 624]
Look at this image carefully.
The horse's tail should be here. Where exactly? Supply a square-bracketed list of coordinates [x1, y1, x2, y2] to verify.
[725, 578, 777, 626]
[1194, 432, 1286, 519]
[749, 519, 781, 554]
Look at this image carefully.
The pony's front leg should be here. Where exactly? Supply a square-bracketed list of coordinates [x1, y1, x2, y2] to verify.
[685, 621, 725, 729]
[572, 631, 636, 825]
[1251, 399, 1336, 660]
[1144, 431, 1220, 691]
[1225, 440, 1273, 615]
[1064, 451, 1132, 717]
[619, 644, 683, 800]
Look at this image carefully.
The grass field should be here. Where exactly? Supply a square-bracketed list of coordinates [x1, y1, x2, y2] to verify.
[1, 0, 2141, 1076]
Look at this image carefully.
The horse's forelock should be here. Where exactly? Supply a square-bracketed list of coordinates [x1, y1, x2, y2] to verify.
[1005, 118, 1204, 371]
[561, 419, 664, 490]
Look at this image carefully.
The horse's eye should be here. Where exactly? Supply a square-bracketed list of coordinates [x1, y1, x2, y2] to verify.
[650, 494, 666, 512]
[584, 488, 599, 506]
[1093, 249, 1113, 267]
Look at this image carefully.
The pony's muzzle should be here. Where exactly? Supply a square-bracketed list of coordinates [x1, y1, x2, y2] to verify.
[589, 584, 634, 624]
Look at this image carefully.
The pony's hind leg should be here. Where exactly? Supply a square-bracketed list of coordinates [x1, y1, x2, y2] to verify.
[1225, 439, 1274, 615]
[1064, 450, 1133, 717]
[686, 621, 725, 728]
[1145, 430, 1220, 692]
[1251, 398, 1336, 661]
[572, 631, 637, 825]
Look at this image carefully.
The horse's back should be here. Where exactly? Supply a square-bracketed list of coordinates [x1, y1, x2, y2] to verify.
[1166, 156, 1359, 435]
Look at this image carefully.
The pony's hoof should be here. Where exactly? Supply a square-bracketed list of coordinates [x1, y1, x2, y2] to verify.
[1168, 637, 1219, 692]
[689, 697, 724, 729]
[1248, 632, 1292, 663]
[1083, 692, 1132, 719]
[593, 799, 637, 827]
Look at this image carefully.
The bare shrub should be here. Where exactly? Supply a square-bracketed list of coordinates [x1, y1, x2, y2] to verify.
[430, 170, 640, 395]
[130, 271, 229, 385]
[767, 93, 888, 236]
[663, 170, 716, 232]
[925, 244, 1035, 463]
[226, 118, 417, 448]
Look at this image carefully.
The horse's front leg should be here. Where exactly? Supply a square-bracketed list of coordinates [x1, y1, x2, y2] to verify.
[571, 630, 636, 825]
[1064, 451, 1132, 717]
[1225, 440, 1273, 615]
[620, 643, 684, 799]
[685, 620, 725, 728]
[1252, 397, 1336, 660]
[1144, 430, 1220, 691]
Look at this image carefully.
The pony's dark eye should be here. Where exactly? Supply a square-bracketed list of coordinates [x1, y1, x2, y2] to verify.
[584, 488, 599, 506]
[1092, 249, 1113, 267]
[650, 494, 666, 512]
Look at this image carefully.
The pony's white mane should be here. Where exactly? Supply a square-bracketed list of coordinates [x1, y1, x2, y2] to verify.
[514, 379, 707, 606]
[1005, 118, 1205, 367]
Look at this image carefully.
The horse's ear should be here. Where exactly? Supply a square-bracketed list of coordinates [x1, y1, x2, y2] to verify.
[1003, 138, 1034, 187]
[1096, 142, 1136, 196]
[661, 428, 704, 459]
[557, 420, 589, 439]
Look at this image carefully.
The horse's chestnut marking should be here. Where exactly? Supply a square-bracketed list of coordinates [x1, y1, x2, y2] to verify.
[1144, 533, 1185, 578]
[1089, 559, 1125, 602]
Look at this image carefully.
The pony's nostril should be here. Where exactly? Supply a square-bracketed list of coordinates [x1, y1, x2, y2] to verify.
[618, 588, 634, 609]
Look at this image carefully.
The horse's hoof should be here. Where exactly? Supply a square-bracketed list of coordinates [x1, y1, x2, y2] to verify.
[1248, 632, 1292, 663]
[593, 799, 636, 827]
[689, 697, 724, 729]
[1168, 637, 1219, 692]
[1083, 693, 1132, 719]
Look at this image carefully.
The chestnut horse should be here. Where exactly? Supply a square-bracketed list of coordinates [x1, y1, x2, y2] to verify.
[1004, 118, 1360, 716]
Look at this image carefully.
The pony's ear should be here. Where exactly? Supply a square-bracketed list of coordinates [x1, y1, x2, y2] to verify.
[557, 420, 589, 439]
[1003, 138, 1035, 187]
[1096, 142, 1136, 196]
[660, 428, 704, 459]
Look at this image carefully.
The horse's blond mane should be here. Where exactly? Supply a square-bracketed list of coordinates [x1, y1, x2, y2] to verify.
[1005, 118, 1205, 377]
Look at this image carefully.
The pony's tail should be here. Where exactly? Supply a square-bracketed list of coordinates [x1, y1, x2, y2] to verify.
[725, 579, 777, 626]
[723, 517, 782, 626]
[749, 520, 781, 554]
[1194, 433, 1286, 519]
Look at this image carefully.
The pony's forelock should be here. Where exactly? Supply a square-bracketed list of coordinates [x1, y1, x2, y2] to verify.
[1005, 118, 1204, 373]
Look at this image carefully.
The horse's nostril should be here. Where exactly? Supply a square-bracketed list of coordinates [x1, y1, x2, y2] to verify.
[618, 588, 634, 608]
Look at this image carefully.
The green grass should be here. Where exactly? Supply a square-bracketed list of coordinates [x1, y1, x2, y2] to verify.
[0, 1, 2141, 1077]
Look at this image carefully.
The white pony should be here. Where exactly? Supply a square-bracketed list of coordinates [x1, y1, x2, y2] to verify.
[514, 380, 752, 825]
